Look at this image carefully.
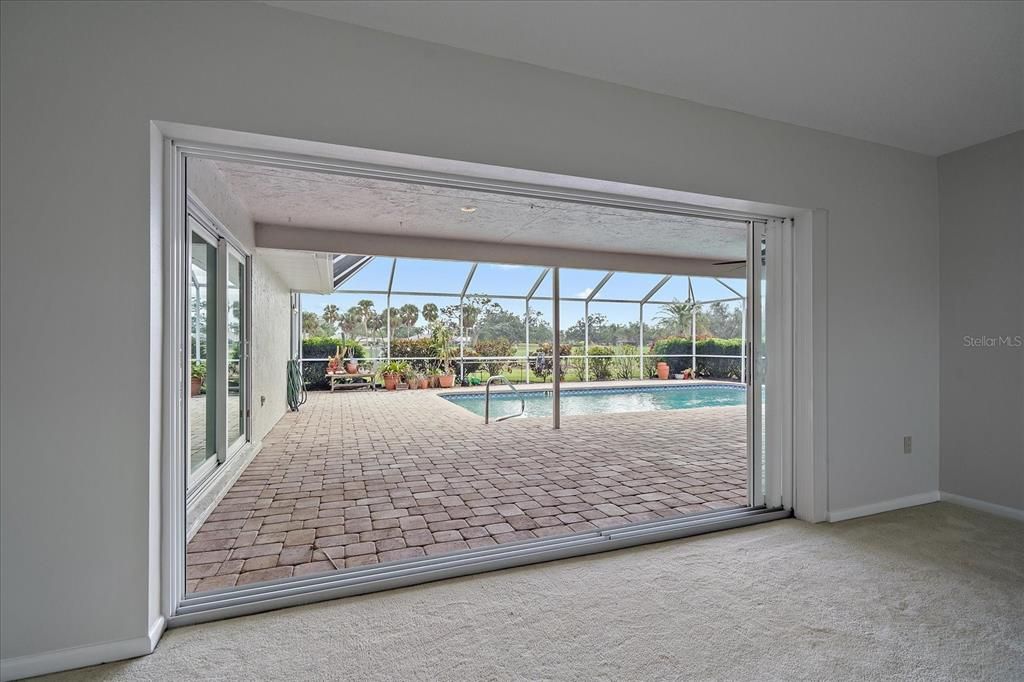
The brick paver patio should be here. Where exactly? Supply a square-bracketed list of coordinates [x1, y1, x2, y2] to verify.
[186, 385, 747, 593]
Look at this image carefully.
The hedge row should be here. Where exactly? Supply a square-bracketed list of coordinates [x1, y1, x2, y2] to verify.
[651, 337, 743, 379]
[301, 337, 367, 390]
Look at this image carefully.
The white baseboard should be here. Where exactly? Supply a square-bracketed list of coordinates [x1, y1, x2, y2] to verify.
[939, 491, 1024, 522]
[827, 491, 940, 522]
[0, 616, 164, 682]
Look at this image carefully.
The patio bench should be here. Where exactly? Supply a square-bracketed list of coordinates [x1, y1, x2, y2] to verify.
[327, 371, 377, 392]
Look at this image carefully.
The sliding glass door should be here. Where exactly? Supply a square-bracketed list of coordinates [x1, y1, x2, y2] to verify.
[226, 247, 248, 454]
[186, 205, 250, 495]
[188, 218, 219, 489]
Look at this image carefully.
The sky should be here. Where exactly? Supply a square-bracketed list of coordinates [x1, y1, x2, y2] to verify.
[304, 256, 744, 325]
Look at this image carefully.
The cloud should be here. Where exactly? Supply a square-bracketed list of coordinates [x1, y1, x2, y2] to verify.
[576, 287, 593, 298]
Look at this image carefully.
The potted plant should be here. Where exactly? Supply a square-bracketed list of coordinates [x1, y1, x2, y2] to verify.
[190, 360, 206, 397]
[344, 352, 359, 375]
[430, 323, 458, 388]
[656, 361, 670, 380]
[381, 361, 403, 391]
[417, 373, 429, 390]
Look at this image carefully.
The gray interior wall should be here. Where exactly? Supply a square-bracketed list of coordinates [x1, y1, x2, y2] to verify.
[2, 0, 938, 664]
[938, 132, 1024, 511]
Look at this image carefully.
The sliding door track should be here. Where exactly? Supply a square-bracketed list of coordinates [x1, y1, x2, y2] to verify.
[171, 506, 789, 627]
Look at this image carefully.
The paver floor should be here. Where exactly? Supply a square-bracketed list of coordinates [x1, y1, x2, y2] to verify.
[186, 386, 747, 592]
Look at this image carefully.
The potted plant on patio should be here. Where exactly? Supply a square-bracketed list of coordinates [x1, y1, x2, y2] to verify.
[656, 361, 670, 380]
[190, 360, 206, 396]
[344, 354, 359, 375]
[381, 361, 404, 391]
[430, 323, 458, 388]
[417, 373, 429, 390]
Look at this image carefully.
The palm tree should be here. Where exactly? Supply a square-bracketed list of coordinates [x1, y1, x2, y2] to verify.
[399, 303, 419, 329]
[421, 303, 439, 324]
[302, 311, 322, 338]
[322, 304, 341, 335]
[340, 311, 359, 337]
[386, 307, 401, 330]
[356, 299, 375, 331]
[656, 299, 696, 336]
[367, 311, 385, 337]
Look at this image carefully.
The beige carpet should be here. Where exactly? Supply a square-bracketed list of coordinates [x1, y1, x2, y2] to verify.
[44, 503, 1023, 681]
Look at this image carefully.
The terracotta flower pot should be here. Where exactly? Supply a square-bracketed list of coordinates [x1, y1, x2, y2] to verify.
[190, 376, 203, 397]
[438, 374, 456, 388]
[344, 360, 359, 374]
[656, 362, 670, 380]
[418, 378, 429, 389]
[383, 373, 399, 391]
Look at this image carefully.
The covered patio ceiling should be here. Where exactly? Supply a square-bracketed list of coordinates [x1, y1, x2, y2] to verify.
[209, 159, 749, 263]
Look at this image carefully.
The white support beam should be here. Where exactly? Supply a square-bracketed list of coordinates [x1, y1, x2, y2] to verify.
[641, 274, 673, 304]
[552, 268, 560, 430]
[257, 224, 737, 278]
[386, 258, 396, 360]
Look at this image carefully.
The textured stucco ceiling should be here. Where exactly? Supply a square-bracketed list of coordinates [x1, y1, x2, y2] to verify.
[212, 161, 748, 262]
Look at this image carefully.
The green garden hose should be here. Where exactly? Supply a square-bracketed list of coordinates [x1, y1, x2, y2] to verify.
[287, 359, 306, 411]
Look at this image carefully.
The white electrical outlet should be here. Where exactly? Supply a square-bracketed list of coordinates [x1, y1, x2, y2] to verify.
[903, 436, 912, 454]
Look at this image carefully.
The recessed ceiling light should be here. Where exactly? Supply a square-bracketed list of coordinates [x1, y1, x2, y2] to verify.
[460, 206, 477, 213]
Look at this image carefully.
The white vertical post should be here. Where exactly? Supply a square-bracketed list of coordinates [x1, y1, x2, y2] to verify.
[385, 292, 391, 361]
[740, 299, 747, 383]
[524, 298, 530, 385]
[215, 238, 228, 465]
[584, 300, 590, 382]
[690, 305, 697, 375]
[459, 297, 465, 381]
[386, 258, 396, 362]
[638, 303, 644, 380]
[552, 267, 560, 430]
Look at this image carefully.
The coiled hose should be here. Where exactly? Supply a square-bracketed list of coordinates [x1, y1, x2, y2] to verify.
[286, 359, 306, 411]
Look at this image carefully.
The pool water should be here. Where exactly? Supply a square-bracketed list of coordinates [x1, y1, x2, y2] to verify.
[442, 383, 746, 419]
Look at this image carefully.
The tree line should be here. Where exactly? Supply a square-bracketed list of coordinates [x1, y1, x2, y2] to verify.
[303, 296, 743, 347]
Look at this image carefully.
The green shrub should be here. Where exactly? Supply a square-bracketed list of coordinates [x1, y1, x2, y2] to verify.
[472, 338, 517, 377]
[458, 347, 482, 377]
[531, 342, 572, 381]
[389, 337, 437, 372]
[301, 337, 366, 390]
[651, 336, 743, 379]
[615, 345, 640, 380]
[566, 347, 586, 381]
[587, 345, 615, 381]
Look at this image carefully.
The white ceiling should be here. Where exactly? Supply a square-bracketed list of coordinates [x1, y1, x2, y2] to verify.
[264, 0, 1024, 156]
[213, 160, 748, 262]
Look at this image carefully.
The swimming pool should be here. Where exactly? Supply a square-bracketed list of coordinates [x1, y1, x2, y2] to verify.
[442, 383, 746, 419]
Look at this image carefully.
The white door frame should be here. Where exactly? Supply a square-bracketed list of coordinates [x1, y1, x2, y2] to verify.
[185, 217, 220, 491]
[224, 243, 251, 457]
[157, 122, 824, 628]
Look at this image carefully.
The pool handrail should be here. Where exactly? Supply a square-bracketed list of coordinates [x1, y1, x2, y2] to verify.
[484, 376, 526, 424]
